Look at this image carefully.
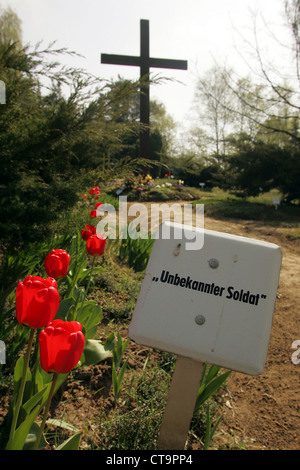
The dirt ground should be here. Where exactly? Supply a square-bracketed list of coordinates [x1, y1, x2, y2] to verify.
[202, 215, 300, 450]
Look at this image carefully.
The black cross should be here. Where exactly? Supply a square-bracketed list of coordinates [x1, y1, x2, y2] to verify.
[101, 19, 188, 160]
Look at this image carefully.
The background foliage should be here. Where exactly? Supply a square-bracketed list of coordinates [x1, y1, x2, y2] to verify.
[1, 2, 300, 252]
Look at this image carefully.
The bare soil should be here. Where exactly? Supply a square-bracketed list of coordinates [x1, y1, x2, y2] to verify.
[202, 215, 300, 450]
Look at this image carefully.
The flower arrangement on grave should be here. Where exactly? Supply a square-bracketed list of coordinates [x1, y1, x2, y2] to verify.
[141, 174, 154, 185]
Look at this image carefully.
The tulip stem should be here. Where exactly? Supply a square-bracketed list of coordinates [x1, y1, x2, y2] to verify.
[6, 328, 36, 449]
[78, 256, 95, 314]
[66, 231, 81, 298]
[33, 372, 59, 450]
[85, 255, 95, 298]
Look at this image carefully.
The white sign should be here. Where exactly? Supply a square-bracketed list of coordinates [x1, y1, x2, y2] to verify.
[272, 197, 280, 210]
[129, 223, 282, 375]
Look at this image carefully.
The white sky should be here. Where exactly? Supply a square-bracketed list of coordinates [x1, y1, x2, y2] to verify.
[2, 0, 293, 132]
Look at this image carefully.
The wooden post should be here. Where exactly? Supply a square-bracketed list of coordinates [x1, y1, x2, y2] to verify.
[139, 19, 150, 163]
[157, 356, 205, 450]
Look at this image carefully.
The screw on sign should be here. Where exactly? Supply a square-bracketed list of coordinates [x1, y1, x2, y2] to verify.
[129, 222, 282, 450]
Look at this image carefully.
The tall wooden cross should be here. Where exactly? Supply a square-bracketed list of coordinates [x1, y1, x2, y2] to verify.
[101, 19, 188, 160]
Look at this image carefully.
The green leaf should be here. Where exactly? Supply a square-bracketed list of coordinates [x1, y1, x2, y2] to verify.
[112, 362, 118, 397]
[33, 363, 53, 394]
[81, 339, 113, 366]
[55, 431, 81, 450]
[204, 365, 221, 384]
[203, 404, 223, 450]
[22, 385, 50, 415]
[12, 355, 32, 410]
[6, 404, 41, 450]
[75, 301, 103, 339]
[105, 333, 115, 351]
[194, 370, 231, 414]
[203, 404, 211, 450]
[46, 418, 79, 433]
[55, 298, 74, 321]
[112, 332, 129, 369]
[23, 422, 48, 450]
[13, 356, 25, 393]
[112, 358, 129, 401]
[118, 358, 129, 385]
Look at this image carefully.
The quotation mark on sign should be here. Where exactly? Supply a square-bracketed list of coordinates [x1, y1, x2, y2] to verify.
[261, 294, 267, 299]
[152, 276, 159, 282]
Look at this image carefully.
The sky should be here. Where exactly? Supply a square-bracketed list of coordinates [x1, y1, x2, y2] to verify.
[2, 0, 292, 133]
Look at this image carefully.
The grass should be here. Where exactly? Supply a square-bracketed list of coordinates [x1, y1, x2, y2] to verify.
[192, 188, 300, 236]
[98, 367, 171, 450]
[124, 178, 203, 202]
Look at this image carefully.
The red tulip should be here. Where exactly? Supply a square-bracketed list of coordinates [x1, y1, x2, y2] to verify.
[16, 276, 60, 329]
[44, 249, 70, 279]
[81, 224, 96, 241]
[86, 233, 106, 256]
[89, 210, 97, 218]
[89, 187, 100, 197]
[81, 194, 88, 200]
[39, 320, 85, 374]
[95, 202, 103, 209]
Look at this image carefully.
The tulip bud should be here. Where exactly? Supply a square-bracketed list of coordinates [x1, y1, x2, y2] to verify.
[81, 224, 96, 241]
[89, 210, 97, 218]
[39, 320, 85, 374]
[44, 249, 70, 279]
[16, 276, 60, 329]
[86, 233, 106, 256]
[89, 187, 100, 197]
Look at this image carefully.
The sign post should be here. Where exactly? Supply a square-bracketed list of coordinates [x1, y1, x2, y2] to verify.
[129, 222, 282, 449]
[157, 356, 204, 450]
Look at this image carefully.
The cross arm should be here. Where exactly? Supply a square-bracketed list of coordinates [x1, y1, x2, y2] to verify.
[101, 53, 141, 67]
[150, 57, 188, 70]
